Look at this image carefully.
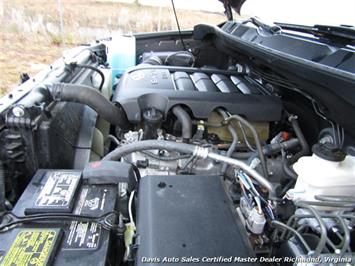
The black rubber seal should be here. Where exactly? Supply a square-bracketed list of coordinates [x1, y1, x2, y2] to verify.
[312, 143, 346, 162]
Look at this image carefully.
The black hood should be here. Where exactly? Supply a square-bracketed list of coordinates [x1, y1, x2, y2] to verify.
[219, 0, 247, 19]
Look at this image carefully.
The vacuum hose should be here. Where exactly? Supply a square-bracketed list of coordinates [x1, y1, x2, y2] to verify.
[224, 114, 269, 178]
[51, 83, 129, 129]
[217, 109, 238, 174]
[288, 115, 309, 163]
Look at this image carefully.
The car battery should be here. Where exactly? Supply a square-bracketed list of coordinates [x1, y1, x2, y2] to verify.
[0, 169, 120, 266]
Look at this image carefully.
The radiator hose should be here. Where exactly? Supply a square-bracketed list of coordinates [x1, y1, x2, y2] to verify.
[50, 83, 129, 129]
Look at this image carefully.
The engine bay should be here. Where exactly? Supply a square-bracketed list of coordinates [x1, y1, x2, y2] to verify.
[0, 22, 355, 265]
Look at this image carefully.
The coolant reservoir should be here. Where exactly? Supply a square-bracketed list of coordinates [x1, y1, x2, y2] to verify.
[290, 143, 355, 209]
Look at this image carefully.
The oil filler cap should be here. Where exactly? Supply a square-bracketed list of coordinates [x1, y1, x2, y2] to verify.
[312, 143, 346, 162]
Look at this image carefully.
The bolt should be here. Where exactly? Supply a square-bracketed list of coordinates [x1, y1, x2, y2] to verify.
[12, 106, 25, 117]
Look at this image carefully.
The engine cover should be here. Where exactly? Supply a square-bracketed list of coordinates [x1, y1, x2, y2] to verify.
[136, 175, 257, 265]
[113, 66, 282, 123]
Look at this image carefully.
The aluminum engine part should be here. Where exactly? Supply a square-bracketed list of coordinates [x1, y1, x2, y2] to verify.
[240, 196, 266, 235]
[207, 111, 269, 144]
[121, 131, 221, 176]
[123, 150, 221, 176]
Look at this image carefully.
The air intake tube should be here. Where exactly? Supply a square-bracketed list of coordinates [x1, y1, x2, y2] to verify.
[50, 83, 129, 129]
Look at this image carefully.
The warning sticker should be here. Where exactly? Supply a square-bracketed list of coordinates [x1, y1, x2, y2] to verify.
[62, 186, 110, 250]
[74, 187, 108, 215]
[1, 229, 61, 266]
[63, 221, 101, 250]
[35, 171, 81, 208]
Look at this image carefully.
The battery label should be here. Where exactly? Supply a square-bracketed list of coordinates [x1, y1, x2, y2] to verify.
[63, 221, 101, 250]
[74, 187, 108, 215]
[61, 186, 106, 250]
[35, 171, 81, 208]
[0, 229, 60, 266]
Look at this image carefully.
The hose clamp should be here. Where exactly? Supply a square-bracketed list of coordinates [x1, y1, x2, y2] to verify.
[51, 83, 65, 101]
[288, 114, 298, 122]
[193, 146, 209, 159]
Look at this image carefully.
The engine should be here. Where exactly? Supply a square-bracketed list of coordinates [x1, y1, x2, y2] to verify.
[0, 42, 354, 266]
[114, 57, 282, 178]
[113, 66, 282, 123]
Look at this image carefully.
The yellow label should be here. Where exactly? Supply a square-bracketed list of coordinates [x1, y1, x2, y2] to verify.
[1, 229, 58, 266]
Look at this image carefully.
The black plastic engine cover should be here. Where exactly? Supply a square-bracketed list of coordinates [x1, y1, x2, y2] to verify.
[113, 66, 282, 123]
[136, 175, 257, 266]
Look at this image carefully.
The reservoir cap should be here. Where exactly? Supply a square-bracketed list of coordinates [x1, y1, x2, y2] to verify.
[312, 143, 346, 162]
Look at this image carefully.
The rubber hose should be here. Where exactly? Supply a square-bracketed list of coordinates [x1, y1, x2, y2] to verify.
[172, 106, 192, 140]
[280, 149, 298, 179]
[230, 139, 299, 161]
[75, 64, 105, 91]
[51, 83, 129, 129]
[263, 138, 300, 156]
[217, 109, 238, 174]
[283, 162, 298, 179]
[141, 55, 163, 66]
[289, 115, 309, 163]
[102, 140, 196, 161]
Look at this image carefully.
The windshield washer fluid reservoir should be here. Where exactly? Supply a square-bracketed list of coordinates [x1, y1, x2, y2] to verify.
[290, 144, 355, 210]
[107, 35, 136, 85]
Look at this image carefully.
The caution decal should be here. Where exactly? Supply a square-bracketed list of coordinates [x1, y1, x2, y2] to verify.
[1, 229, 60, 266]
